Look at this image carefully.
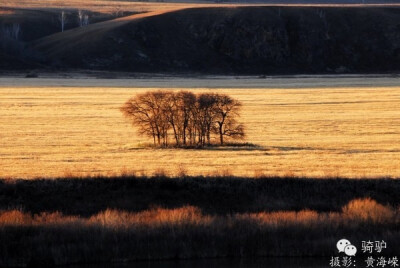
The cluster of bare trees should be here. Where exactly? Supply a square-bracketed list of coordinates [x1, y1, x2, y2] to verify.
[0, 23, 24, 56]
[1, 23, 20, 40]
[112, 6, 124, 17]
[58, 10, 90, 32]
[77, 10, 90, 27]
[121, 91, 245, 147]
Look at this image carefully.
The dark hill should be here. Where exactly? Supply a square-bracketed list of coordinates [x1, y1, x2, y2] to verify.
[9, 7, 400, 74]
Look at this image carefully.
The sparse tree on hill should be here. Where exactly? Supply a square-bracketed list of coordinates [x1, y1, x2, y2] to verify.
[113, 6, 124, 18]
[11, 23, 20, 40]
[78, 10, 90, 27]
[83, 14, 89, 26]
[78, 10, 84, 27]
[1, 23, 21, 40]
[58, 11, 68, 32]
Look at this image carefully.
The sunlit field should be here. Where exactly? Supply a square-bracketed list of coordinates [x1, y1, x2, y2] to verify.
[1, 79, 400, 179]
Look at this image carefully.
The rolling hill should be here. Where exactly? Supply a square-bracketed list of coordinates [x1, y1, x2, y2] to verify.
[2, 6, 400, 74]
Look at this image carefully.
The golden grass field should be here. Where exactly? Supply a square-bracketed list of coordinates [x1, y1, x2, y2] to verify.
[1, 77, 400, 179]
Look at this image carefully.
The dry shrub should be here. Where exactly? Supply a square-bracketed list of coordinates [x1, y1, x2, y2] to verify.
[253, 169, 265, 178]
[141, 206, 211, 225]
[342, 198, 395, 223]
[0, 210, 32, 225]
[220, 168, 233, 177]
[119, 167, 135, 177]
[153, 168, 167, 177]
[33, 212, 79, 225]
[176, 165, 188, 178]
[212, 168, 233, 177]
[283, 170, 296, 178]
[0, 210, 82, 226]
[90, 209, 133, 228]
[236, 209, 321, 227]
[90, 206, 212, 228]
[62, 169, 75, 178]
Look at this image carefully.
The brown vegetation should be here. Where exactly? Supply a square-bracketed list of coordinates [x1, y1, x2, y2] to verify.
[121, 91, 245, 147]
[0, 198, 398, 267]
[1, 198, 397, 229]
[0, 173, 398, 266]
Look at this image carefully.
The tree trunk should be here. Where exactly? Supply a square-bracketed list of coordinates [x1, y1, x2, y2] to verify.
[171, 123, 179, 145]
[219, 124, 224, 145]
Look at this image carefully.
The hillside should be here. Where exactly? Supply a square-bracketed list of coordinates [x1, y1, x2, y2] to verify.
[2, 6, 400, 74]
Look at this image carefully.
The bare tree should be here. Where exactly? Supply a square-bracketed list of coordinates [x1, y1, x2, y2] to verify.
[213, 94, 244, 145]
[0, 23, 24, 56]
[11, 23, 20, 40]
[78, 10, 84, 27]
[121, 93, 156, 145]
[317, 9, 330, 39]
[121, 91, 169, 146]
[1, 23, 21, 40]
[163, 92, 181, 145]
[113, 5, 124, 18]
[176, 91, 196, 145]
[83, 14, 89, 26]
[197, 93, 218, 146]
[78, 10, 90, 27]
[58, 11, 68, 32]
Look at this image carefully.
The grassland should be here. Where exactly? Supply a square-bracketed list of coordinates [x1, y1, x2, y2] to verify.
[2, 1, 400, 266]
[0, 176, 399, 266]
[1, 77, 400, 178]
[0, 76, 399, 265]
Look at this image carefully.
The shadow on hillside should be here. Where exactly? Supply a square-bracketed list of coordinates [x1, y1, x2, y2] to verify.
[0, 176, 398, 217]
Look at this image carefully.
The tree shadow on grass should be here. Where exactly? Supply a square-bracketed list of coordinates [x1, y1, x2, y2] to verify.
[128, 142, 266, 151]
[270, 146, 316, 152]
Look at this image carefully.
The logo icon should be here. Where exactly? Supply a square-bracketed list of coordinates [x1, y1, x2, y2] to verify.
[344, 244, 357, 256]
[337, 239, 357, 256]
